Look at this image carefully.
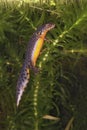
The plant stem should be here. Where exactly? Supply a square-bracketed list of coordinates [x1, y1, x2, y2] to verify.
[35, 120, 39, 130]
[33, 81, 39, 130]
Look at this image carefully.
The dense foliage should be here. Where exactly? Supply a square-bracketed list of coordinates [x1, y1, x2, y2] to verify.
[0, 0, 87, 130]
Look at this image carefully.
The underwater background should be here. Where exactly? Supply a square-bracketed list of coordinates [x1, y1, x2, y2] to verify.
[0, 0, 87, 130]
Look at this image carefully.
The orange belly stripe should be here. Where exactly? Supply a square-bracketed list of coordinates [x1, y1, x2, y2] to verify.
[31, 38, 44, 66]
[31, 31, 47, 66]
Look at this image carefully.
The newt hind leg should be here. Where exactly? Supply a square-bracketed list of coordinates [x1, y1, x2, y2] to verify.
[30, 61, 40, 74]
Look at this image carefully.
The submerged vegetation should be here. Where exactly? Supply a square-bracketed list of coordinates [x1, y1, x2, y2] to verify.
[0, 0, 87, 130]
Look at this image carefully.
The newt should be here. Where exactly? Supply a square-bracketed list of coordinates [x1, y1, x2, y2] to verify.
[16, 23, 55, 107]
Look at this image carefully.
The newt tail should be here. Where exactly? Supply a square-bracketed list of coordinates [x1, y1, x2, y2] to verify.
[16, 23, 55, 107]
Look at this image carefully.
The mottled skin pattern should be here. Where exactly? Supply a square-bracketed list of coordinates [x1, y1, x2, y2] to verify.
[16, 23, 55, 107]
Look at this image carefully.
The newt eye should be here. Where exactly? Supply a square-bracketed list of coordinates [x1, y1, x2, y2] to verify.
[36, 31, 42, 36]
[38, 31, 42, 35]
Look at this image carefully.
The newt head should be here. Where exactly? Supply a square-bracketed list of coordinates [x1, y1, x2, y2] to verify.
[35, 23, 55, 37]
[43, 23, 55, 31]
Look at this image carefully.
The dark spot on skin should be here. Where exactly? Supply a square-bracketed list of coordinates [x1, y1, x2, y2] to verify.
[26, 72, 29, 75]
[24, 74, 29, 80]
[21, 78, 25, 82]
[22, 72, 26, 77]
[17, 90, 20, 95]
